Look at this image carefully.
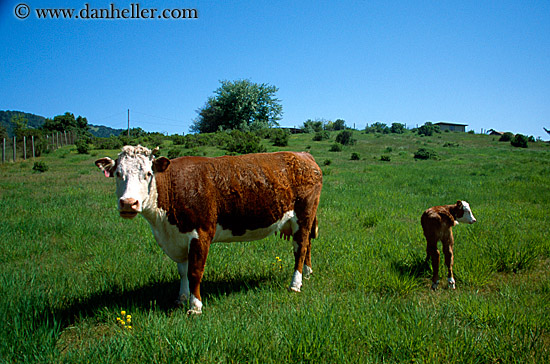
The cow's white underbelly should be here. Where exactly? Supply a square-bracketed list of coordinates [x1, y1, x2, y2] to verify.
[213, 210, 298, 243]
[145, 209, 299, 262]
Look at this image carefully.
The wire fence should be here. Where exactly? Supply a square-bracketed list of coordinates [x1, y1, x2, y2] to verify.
[1, 131, 77, 163]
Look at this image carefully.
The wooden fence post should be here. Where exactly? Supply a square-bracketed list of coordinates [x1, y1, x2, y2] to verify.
[2, 138, 5, 163]
[23, 136, 26, 160]
[32, 136, 35, 158]
[13, 136, 16, 162]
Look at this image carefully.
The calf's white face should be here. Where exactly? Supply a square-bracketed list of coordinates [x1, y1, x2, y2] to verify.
[457, 200, 477, 224]
[96, 146, 159, 219]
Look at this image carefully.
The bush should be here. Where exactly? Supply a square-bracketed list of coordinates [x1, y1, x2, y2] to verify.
[312, 130, 330, 141]
[75, 139, 89, 154]
[499, 132, 514, 142]
[225, 130, 266, 154]
[32, 161, 48, 172]
[93, 136, 123, 150]
[414, 148, 439, 160]
[323, 159, 332, 166]
[336, 130, 356, 145]
[270, 128, 290, 147]
[511, 134, 528, 148]
[329, 143, 342, 152]
[350, 152, 360, 160]
[390, 123, 406, 134]
[416, 122, 440, 136]
[380, 155, 391, 162]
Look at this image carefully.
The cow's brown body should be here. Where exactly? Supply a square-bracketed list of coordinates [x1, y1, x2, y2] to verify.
[96, 147, 322, 313]
[421, 201, 476, 290]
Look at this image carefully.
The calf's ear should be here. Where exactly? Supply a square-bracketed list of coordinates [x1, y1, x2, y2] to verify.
[153, 157, 171, 173]
[456, 200, 463, 208]
[95, 157, 116, 178]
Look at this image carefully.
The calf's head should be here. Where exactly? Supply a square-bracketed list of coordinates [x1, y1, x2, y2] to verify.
[95, 145, 170, 219]
[455, 200, 477, 224]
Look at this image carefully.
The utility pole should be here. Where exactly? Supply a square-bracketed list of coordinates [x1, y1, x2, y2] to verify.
[127, 109, 130, 137]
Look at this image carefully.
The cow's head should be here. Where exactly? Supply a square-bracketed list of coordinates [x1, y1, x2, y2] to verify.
[95, 145, 170, 219]
[455, 200, 477, 224]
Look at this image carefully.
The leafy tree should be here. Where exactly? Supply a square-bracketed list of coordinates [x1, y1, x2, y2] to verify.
[333, 119, 346, 130]
[191, 80, 283, 133]
[301, 119, 325, 133]
[11, 114, 29, 139]
[365, 122, 389, 134]
[225, 130, 266, 154]
[416, 122, 440, 136]
[42, 112, 90, 136]
[0, 124, 6, 139]
[390, 122, 406, 134]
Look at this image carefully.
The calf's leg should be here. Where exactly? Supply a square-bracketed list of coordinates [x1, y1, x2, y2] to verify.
[442, 232, 456, 289]
[426, 237, 440, 290]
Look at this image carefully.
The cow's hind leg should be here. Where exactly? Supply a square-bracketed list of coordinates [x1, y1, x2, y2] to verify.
[289, 217, 315, 292]
[442, 231, 456, 289]
[426, 236, 440, 290]
[176, 261, 190, 306]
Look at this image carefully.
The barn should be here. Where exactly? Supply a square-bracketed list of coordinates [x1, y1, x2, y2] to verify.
[435, 122, 468, 132]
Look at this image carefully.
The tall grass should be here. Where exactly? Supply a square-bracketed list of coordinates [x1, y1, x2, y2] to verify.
[1, 133, 549, 362]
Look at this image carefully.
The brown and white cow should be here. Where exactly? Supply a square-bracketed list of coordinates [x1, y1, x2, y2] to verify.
[421, 200, 477, 290]
[95, 145, 322, 314]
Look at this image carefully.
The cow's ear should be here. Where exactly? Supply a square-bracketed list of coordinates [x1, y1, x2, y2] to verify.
[153, 157, 170, 173]
[456, 200, 463, 209]
[95, 157, 116, 178]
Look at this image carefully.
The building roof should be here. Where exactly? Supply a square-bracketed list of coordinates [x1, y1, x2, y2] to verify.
[434, 122, 468, 126]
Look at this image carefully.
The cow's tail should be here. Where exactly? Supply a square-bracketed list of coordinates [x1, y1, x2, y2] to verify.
[310, 216, 319, 239]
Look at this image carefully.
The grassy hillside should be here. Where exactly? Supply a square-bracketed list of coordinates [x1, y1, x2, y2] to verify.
[1, 131, 549, 363]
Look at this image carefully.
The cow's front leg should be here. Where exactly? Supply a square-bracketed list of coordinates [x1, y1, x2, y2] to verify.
[176, 262, 190, 306]
[187, 230, 211, 315]
[290, 231, 309, 292]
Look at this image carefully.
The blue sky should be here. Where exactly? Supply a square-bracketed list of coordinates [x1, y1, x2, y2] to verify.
[1, 0, 549, 139]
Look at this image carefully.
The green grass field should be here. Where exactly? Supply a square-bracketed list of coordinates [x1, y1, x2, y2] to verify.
[1, 131, 549, 363]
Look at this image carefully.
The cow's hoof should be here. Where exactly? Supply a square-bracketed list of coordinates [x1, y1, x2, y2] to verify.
[303, 266, 313, 280]
[288, 286, 301, 293]
[448, 278, 456, 290]
[187, 309, 202, 316]
[431, 281, 439, 291]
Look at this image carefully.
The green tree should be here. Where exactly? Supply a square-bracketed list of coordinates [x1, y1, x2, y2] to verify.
[42, 112, 90, 136]
[390, 122, 406, 134]
[365, 122, 390, 134]
[191, 80, 283, 133]
[416, 122, 440, 136]
[511, 134, 528, 148]
[333, 119, 346, 130]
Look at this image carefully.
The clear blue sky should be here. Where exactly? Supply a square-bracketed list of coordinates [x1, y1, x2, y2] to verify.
[1, 0, 549, 139]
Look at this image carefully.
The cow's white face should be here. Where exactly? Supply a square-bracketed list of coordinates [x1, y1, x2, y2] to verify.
[96, 146, 169, 219]
[457, 200, 477, 224]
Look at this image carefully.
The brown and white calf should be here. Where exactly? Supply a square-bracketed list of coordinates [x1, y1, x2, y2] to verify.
[421, 201, 476, 290]
[95, 146, 322, 314]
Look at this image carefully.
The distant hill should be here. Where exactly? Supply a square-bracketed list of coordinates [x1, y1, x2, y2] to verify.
[0, 110, 46, 137]
[0, 110, 125, 138]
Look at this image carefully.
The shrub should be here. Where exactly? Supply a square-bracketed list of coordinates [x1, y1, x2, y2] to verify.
[32, 161, 48, 172]
[365, 122, 389, 134]
[329, 143, 342, 152]
[270, 128, 290, 147]
[225, 130, 266, 154]
[75, 139, 89, 154]
[499, 132, 514, 142]
[350, 152, 360, 160]
[380, 155, 391, 162]
[336, 130, 356, 145]
[416, 122, 440, 136]
[414, 148, 439, 160]
[511, 134, 528, 148]
[93, 136, 123, 150]
[312, 130, 330, 141]
[390, 123, 406, 134]
[323, 159, 332, 166]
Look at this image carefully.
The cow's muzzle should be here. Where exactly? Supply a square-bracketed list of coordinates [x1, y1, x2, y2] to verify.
[119, 197, 140, 219]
